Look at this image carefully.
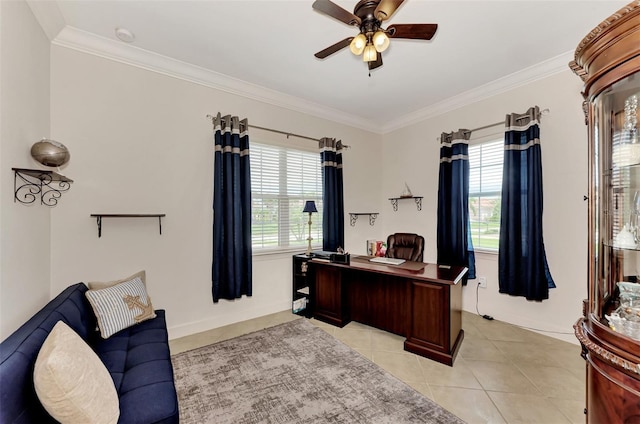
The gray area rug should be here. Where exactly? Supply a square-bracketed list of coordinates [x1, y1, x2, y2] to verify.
[171, 319, 464, 424]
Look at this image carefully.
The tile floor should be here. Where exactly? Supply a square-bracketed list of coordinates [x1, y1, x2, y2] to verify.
[170, 311, 585, 424]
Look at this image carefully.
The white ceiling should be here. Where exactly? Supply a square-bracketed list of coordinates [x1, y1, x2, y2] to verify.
[27, 0, 627, 133]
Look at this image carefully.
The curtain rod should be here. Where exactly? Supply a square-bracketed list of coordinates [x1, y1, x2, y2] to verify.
[437, 108, 550, 141]
[205, 115, 350, 148]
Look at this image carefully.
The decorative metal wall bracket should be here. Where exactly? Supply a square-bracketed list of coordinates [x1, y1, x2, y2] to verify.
[349, 213, 379, 226]
[389, 196, 423, 211]
[12, 168, 73, 206]
[90, 214, 166, 238]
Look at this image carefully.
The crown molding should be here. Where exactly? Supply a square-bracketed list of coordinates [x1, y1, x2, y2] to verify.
[380, 51, 574, 133]
[51, 26, 378, 133]
[25, 0, 65, 41]
[49, 26, 570, 136]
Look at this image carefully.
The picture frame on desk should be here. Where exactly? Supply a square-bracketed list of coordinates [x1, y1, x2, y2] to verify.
[366, 239, 386, 257]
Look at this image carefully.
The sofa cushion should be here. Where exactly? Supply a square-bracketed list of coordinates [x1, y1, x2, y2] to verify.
[86, 277, 156, 339]
[88, 270, 146, 290]
[92, 310, 179, 424]
[34, 321, 120, 424]
[0, 283, 94, 424]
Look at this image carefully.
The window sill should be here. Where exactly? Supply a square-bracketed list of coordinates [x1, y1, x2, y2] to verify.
[474, 248, 498, 257]
[252, 246, 322, 258]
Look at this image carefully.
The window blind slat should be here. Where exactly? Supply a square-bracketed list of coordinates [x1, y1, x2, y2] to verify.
[251, 142, 323, 251]
[469, 139, 503, 251]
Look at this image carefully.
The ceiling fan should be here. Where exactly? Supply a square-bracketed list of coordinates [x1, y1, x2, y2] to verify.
[312, 0, 438, 71]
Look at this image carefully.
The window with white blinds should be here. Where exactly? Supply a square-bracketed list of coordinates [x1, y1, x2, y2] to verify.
[250, 142, 323, 252]
[469, 139, 503, 251]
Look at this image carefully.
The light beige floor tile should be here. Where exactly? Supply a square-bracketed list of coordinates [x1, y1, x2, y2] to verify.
[352, 347, 373, 361]
[466, 360, 542, 394]
[370, 329, 406, 352]
[371, 351, 425, 383]
[332, 327, 372, 350]
[488, 391, 571, 424]
[549, 397, 587, 424]
[460, 337, 509, 362]
[473, 320, 535, 343]
[516, 364, 584, 401]
[463, 321, 489, 340]
[431, 386, 506, 424]
[343, 320, 375, 331]
[405, 381, 435, 401]
[418, 356, 483, 389]
[169, 312, 297, 353]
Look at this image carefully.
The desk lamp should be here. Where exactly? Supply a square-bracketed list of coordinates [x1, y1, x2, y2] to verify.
[303, 201, 318, 256]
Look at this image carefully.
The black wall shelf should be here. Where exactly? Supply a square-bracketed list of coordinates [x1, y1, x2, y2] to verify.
[12, 168, 73, 206]
[389, 196, 423, 211]
[348, 212, 379, 226]
[90, 214, 166, 238]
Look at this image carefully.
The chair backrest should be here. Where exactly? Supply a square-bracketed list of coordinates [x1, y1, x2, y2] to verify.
[386, 233, 425, 262]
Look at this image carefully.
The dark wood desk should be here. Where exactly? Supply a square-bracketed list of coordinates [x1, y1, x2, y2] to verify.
[309, 255, 467, 366]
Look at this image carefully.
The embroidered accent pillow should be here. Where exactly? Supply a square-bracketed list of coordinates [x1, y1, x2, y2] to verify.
[34, 321, 120, 424]
[88, 270, 146, 290]
[85, 276, 156, 338]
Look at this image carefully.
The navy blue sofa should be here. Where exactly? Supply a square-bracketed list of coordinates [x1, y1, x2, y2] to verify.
[0, 283, 179, 424]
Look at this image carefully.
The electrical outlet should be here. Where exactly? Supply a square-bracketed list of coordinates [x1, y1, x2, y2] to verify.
[478, 277, 487, 288]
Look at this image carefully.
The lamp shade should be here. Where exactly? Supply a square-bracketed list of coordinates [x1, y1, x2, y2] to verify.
[349, 33, 366, 56]
[303, 201, 318, 213]
[372, 30, 390, 52]
[362, 44, 377, 62]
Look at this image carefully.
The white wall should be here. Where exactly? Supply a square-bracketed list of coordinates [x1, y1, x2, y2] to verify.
[49, 45, 383, 339]
[3, 4, 588, 344]
[0, 1, 52, 340]
[380, 71, 588, 343]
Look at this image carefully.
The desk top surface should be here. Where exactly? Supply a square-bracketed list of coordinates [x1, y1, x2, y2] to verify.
[311, 255, 468, 285]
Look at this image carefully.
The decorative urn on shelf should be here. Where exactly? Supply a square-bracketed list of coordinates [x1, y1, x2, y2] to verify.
[30, 138, 70, 167]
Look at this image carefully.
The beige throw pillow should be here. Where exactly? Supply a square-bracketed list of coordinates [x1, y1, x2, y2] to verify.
[85, 276, 156, 338]
[88, 270, 146, 290]
[33, 321, 120, 424]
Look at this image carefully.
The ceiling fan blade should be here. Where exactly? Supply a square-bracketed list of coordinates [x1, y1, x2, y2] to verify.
[312, 0, 361, 26]
[374, 0, 405, 21]
[387, 23, 438, 40]
[314, 37, 354, 59]
[368, 52, 383, 70]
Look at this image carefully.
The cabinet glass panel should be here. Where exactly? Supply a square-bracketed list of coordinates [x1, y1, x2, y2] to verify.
[594, 71, 640, 321]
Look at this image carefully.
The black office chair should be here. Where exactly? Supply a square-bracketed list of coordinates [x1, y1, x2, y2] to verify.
[386, 233, 425, 262]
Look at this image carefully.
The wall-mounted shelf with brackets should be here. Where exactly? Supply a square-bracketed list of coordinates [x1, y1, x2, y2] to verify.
[12, 168, 73, 207]
[348, 212, 379, 226]
[389, 196, 423, 211]
[90, 214, 166, 238]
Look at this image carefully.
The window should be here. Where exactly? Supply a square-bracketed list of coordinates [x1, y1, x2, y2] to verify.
[468, 139, 503, 251]
[250, 142, 323, 252]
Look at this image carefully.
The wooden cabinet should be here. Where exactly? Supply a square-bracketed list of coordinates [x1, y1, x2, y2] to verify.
[570, 3, 640, 422]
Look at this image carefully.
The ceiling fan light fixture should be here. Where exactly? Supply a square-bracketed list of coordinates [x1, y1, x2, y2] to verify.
[362, 44, 377, 62]
[372, 30, 390, 52]
[349, 33, 367, 55]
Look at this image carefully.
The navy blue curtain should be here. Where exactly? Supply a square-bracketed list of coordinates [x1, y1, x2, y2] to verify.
[499, 106, 555, 301]
[212, 113, 252, 302]
[437, 130, 476, 282]
[320, 138, 344, 252]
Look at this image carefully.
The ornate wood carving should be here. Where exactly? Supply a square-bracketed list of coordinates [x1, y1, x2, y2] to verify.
[574, 319, 640, 376]
[570, 2, 639, 77]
